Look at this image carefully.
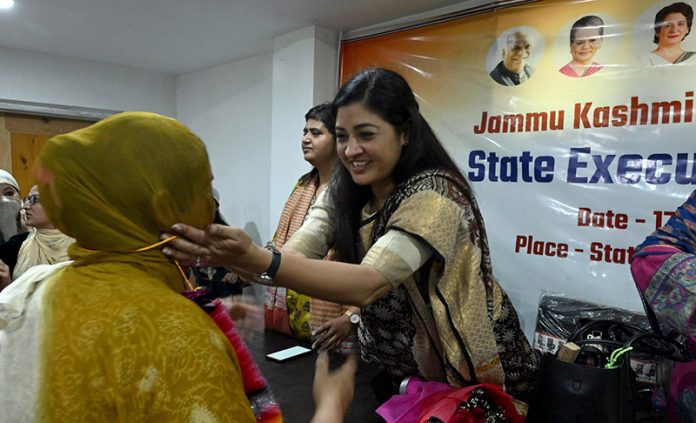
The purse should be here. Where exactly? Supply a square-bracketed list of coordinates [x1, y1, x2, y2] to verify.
[527, 319, 687, 423]
[528, 343, 636, 422]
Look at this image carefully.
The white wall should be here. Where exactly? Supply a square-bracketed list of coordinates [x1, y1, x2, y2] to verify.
[0, 29, 337, 247]
[176, 54, 274, 243]
[270, 26, 338, 229]
[312, 27, 340, 107]
[270, 27, 317, 231]
[176, 26, 338, 260]
[0, 46, 175, 115]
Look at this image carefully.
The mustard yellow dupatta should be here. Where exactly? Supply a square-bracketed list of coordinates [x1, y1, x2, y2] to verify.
[34, 112, 255, 422]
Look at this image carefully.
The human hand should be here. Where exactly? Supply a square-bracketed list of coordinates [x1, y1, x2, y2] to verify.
[221, 294, 264, 342]
[312, 314, 354, 352]
[0, 259, 10, 290]
[311, 351, 358, 423]
[162, 223, 262, 270]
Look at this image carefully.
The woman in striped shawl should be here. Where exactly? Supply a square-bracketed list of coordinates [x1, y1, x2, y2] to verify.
[265, 103, 359, 353]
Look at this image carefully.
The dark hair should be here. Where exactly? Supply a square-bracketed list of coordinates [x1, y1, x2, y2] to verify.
[329, 68, 468, 263]
[305, 102, 336, 137]
[213, 206, 228, 226]
[654, 2, 693, 43]
[300, 102, 336, 185]
[570, 15, 604, 44]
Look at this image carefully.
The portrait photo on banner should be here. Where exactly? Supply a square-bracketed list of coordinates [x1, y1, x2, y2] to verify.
[552, 13, 621, 78]
[485, 26, 545, 87]
[633, 0, 696, 66]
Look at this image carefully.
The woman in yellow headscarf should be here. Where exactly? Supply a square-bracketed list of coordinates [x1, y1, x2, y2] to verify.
[0, 112, 258, 422]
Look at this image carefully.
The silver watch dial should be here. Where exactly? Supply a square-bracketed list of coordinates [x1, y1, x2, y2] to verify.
[253, 273, 273, 284]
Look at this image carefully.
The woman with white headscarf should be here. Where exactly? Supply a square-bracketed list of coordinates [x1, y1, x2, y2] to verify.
[0, 169, 20, 200]
[0, 169, 22, 242]
[0, 170, 23, 289]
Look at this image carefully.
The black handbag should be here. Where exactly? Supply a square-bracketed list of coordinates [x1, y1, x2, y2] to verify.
[527, 319, 687, 423]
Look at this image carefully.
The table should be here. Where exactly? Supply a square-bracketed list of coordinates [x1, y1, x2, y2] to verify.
[246, 329, 385, 422]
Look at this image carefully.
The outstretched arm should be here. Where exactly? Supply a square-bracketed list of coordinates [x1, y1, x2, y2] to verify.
[163, 223, 391, 307]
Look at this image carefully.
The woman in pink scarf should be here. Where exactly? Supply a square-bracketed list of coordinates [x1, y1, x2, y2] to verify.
[631, 189, 696, 423]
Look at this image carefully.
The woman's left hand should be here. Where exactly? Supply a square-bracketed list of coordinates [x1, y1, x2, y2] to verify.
[312, 314, 354, 352]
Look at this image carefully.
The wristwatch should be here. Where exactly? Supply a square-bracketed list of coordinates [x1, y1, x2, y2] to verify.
[345, 310, 361, 325]
[253, 243, 281, 284]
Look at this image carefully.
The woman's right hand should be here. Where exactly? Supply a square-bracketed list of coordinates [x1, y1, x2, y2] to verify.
[163, 223, 265, 271]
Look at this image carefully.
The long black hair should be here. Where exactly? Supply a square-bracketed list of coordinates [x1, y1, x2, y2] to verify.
[329, 68, 469, 263]
[300, 102, 336, 185]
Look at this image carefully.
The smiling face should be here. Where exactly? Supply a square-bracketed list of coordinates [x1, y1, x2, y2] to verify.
[335, 102, 406, 202]
[571, 27, 603, 64]
[23, 185, 54, 229]
[657, 12, 690, 47]
[502, 32, 531, 73]
[301, 118, 335, 167]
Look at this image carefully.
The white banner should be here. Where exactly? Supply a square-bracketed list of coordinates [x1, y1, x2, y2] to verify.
[340, 0, 696, 336]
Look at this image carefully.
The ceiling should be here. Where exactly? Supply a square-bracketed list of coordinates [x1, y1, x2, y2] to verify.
[0, 0, 470, 74]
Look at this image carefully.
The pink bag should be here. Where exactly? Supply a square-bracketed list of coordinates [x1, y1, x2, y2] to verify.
[376, 377, 451, 422]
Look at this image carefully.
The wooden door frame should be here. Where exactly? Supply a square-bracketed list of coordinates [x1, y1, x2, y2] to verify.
[0, 99, 117, 194]
[0, 98, 119, 122]
[0, 99, 118, 176]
